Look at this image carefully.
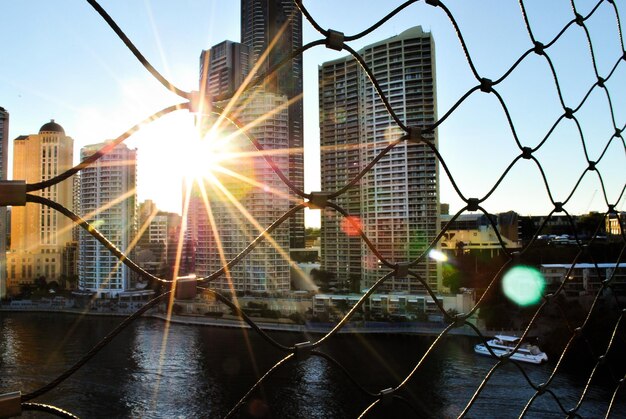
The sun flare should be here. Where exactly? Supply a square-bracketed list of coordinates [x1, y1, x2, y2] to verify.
[174, 119, 231, 183]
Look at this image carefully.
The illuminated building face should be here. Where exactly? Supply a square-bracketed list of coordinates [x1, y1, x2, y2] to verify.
[8, 121, 74, 293]
[319, 27, 440, 293]
[78, 142, 137, 296]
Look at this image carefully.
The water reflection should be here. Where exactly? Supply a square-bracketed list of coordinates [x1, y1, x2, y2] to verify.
[0, 313, 623, 418]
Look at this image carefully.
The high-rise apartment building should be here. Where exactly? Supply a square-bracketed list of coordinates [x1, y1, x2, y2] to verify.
[319, 26, 441, 293]
[7, 120, 74, 293]
[0, 107, 8, 298]
[200, 41, 252, 100]
[79, 141, 137, 297]
[186, 1, 303, 293]
[188, 88, 291, 293]
[241, 0, 304, 249]
[136, 199, 182, 277]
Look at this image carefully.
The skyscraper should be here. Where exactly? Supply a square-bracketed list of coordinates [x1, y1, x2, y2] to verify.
[7, 120, 74, 294]
[241, 0, 304, 249]
[319, 26, 441, 293]
[78, 141, 137, 297]
[0, 107, 8, 298]
[200, 40, 252, 100]
[188, 87, 292, 293]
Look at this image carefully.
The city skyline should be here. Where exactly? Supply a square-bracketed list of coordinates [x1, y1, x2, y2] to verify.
[0, 2, 624, 417]
[0, 1, 624, 227]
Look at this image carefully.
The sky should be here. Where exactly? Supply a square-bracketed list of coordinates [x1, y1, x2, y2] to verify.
[1, 0, 624, 228]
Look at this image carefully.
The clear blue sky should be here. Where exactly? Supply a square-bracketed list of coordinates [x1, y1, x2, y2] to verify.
[1, 1, 624, 227]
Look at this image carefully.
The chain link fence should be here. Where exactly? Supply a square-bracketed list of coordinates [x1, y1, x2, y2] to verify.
[1, 0, 625, 417]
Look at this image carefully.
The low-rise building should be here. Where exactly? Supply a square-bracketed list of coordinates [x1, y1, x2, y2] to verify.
[540, 263, 626, 297]
[441, 213, 521, 257]
[312, 289, 476, 321]
[605, 212, 624, 237]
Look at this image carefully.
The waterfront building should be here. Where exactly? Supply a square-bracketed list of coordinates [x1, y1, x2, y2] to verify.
[200, 40, 252, 100]
[188, 88, 291, 293]
[241, 0, 304, 249]
[0, 107, 8, 298]
[136, 200, 181, 278]
[541, 262, 626, 297]
[6, 120, 74, 294]
[440, 213, 521, 258]
[312, 290, 476, 322]
[319, 26, 440, 293]
[189, 1, 303, 293]
[78, 141, 137, 297]
[605, 212, 625, 237]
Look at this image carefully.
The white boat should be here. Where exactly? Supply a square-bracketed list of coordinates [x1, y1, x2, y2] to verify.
[474, 335, 548, 364]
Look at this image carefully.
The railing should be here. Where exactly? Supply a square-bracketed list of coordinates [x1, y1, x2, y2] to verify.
[0, 0, 624, 418]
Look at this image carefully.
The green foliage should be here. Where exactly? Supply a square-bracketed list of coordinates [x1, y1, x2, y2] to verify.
[442, 264, 461, 293]
[288, 312, 305, 324]
[305, 227, 320, 240]
[35, 276, 47, 291]
[334, 299, 351, 314]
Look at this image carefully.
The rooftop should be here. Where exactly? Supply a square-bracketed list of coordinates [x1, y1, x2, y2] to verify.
[39, 119, 65, 134]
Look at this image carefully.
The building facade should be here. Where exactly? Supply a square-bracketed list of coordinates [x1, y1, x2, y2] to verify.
[541, 263, 626, 297]
[0, 107, 8, 298]
[78, 142, 137, 297]
[440, 213, 521, 258]
[606, 212, 624, 237]
[189, 89, 291, 293]
[319, 26, 440, 293]
[200, 41, 252, 100]
[241, 0, 304, 249]
[188, 2, 303, 293]
[136, 199, 182, 278]
[7, 120, 74, 293]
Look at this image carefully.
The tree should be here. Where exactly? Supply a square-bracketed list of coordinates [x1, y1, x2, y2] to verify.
[67, 274, 79, 289]
[19, 284, 33, 298]
[335, 299, 350, 315]
[305, 227, 320, 240]
[310, 269, 336, 292]
[442, 265, 461, 294]
[349, 274, 361, 293]
[35, 276, 47, 291]
[288, 312, 305, 324]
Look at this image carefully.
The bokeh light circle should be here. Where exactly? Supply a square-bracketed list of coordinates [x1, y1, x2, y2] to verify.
[502, 265, 546, 306]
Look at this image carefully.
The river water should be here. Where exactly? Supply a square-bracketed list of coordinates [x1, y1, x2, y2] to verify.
[0, 312, 623, 418]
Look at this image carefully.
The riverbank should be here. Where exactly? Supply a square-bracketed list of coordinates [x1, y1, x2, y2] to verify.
[0, 305, 498, 337]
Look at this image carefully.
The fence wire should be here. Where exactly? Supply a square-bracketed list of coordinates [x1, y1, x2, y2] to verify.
[1, 0, 625, 417]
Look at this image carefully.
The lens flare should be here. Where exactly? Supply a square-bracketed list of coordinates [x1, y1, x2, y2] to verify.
[502, 265, 546, 306]
[428, 249, 448, 262]
[341, 216, 362, 236]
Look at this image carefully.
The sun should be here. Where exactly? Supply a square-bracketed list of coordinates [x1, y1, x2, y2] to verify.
[127, 112, 248, 214]
[179, 124, 231, 184]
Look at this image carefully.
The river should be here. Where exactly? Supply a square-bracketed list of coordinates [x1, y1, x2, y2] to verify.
[0, 312, 623, 418]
